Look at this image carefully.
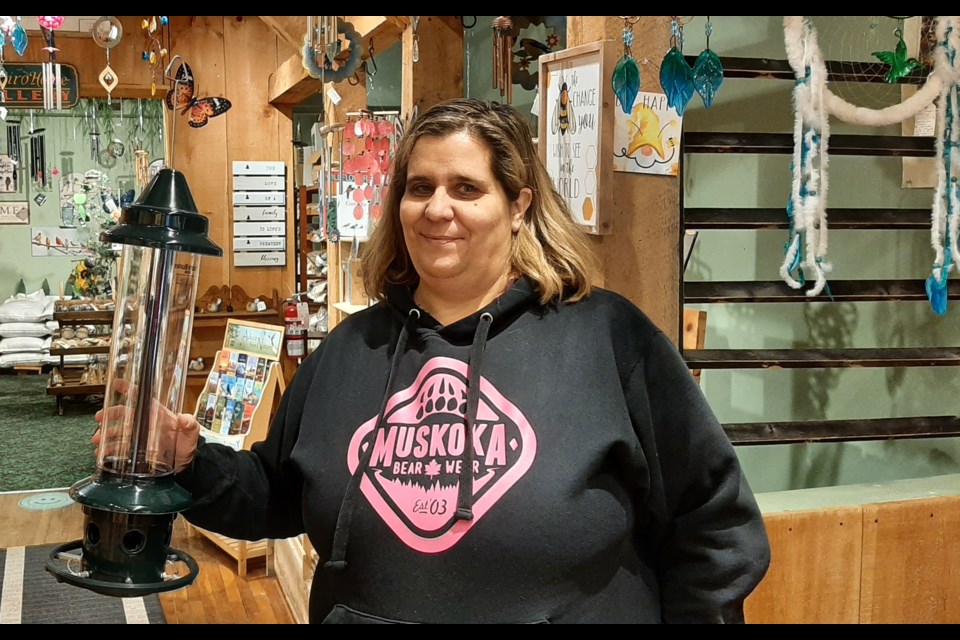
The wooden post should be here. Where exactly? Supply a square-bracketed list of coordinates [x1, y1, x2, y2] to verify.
[567, 17, 680, 344]
[401, 17, 464, 118]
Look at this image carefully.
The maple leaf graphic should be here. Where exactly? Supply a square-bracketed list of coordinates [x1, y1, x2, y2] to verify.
[424, 459, 441, 478]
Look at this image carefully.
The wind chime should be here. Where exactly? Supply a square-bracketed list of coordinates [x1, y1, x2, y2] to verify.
[307, 16, 339, 81]
[134, 99, 150, 189]
[492, 16, 514, 102]
[28, 111, 47, 188]
[37, 16, 65, 111]
[0, 16, 28, 104]
[6, 118, 19, 163]
[92, 16, 123, 105]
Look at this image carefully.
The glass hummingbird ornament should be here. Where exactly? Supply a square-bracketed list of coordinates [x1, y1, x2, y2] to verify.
[872, 19, 921, 83]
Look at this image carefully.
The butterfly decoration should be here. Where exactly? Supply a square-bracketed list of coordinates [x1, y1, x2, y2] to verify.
[165, 60, 231, 128]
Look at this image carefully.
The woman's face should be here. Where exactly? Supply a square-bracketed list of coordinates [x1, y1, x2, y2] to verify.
[400, 131, 530, 292]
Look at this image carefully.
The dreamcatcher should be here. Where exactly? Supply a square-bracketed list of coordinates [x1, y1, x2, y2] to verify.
[782, 16, 960, 315]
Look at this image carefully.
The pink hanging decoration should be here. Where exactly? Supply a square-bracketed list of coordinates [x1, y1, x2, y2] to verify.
[37, 16, 64, 30]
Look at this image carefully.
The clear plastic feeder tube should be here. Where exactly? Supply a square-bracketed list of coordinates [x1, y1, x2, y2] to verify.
[97, 244, 201, 479]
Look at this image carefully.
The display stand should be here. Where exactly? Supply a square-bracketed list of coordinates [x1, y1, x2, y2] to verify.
[185, 318, 286, 577]
[46, 306, 114, 416]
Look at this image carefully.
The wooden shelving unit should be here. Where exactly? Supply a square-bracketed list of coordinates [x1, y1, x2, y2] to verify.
[679, 54, 960, 446]
[46, 309, 113, 416]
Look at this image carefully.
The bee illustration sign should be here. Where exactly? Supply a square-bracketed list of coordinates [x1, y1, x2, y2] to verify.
[538, 41, 616, 235]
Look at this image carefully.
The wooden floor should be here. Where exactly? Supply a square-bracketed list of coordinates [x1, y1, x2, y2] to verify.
[0, 491, 296, 624]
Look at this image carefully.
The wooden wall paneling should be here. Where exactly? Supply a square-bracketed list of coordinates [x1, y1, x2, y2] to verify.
[400, 16, 464, 117]
[745, 507, 863, 624]
[566, 17, 680, 344]
[168, 16, 230, 294]
[16, 17, 154, 99]
[223, 16, 294, 301]
[860, 496, 960, 623]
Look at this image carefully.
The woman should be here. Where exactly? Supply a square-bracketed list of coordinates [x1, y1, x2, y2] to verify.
[169, 98, 770, 623]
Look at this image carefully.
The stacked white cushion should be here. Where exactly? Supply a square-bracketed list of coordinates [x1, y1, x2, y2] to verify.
[0, 298, 48, 323]
[0, 292, 64, 366]
[0, 352, 44, 367]
[0, 336, 50, 353]
[0, 322, 51, 338]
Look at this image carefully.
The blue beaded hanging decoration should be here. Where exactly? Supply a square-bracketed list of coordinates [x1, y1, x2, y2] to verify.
[659, 16, 695, 116]
[612, 16, 642, 115]
[925, 22, 959, 316]
[692, 16, 724, 108]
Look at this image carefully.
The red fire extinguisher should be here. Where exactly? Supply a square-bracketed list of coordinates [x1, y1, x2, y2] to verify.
[284, 302, 306, 358]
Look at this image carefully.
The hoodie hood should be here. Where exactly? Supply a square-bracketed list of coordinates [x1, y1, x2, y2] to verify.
[384, 276, 541, 342]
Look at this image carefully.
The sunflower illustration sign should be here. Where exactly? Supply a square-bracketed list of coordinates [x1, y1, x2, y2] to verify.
[613, 91, 682, 177]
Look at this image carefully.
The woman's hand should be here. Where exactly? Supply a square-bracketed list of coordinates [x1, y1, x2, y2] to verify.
[92, 378, 203, 475]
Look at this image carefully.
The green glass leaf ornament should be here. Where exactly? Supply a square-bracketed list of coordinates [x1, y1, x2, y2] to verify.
[692, 48, 724, 108]
[659, 47, 695, 116]
[612, 55, 642, 115]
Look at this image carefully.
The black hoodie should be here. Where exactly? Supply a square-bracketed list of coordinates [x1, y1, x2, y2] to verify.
[178, 277, 770, 623]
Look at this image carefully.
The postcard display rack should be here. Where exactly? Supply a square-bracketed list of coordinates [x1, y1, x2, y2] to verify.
[186, 318, 286, 576]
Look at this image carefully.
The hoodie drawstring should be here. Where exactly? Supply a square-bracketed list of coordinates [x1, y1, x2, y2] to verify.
[455, 312, 493, 521]
[324, 308, 420, 572]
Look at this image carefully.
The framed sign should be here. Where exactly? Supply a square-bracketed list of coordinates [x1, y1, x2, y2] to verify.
[223, 318, 284, 360]
[0, 201, 28, 224]
[538, 40, 617, 235]
[0, 63, 80, 109]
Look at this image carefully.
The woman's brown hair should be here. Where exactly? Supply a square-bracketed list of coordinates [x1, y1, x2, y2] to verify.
[362, 98, 597, 305]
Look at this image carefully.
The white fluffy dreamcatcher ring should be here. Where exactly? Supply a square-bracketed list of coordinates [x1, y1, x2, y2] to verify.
[780, 16, 960, 307]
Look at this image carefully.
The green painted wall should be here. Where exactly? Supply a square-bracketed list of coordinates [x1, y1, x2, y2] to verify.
[0, 98, 164, 298]
[680, 16, 960, 492]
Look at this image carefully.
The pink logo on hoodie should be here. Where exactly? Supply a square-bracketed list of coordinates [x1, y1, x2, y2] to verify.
[347, 356, 537, 553]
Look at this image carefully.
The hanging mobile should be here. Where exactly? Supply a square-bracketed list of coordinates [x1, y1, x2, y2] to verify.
[492, 16, 514, 103]
[659, 16, 695, 116]
[692, 16, 724, 108]
[872, 17, 921, 84]
[37, 16, 65, 111]
[613, 16, 642, 115]
[410, 16, 420, 64]
[141, 16, 169, 96]
[92, 16, 123, 105]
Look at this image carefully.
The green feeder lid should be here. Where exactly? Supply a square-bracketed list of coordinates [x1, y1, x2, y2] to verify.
[101, 168, 223, 257]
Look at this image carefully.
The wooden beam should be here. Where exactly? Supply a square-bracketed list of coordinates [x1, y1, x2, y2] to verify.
[268, 16, 404, 109]
[257, 16, 306, 55]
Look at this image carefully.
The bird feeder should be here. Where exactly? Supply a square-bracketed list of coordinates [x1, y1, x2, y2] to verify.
[46, 168, 222, 597]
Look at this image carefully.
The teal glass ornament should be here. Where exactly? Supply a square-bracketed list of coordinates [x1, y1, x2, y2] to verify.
[659, 47, 694, 116]
[12, 21, 27, 57]
[612, 55, 642, 115]
[692, 48, 724, 108]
